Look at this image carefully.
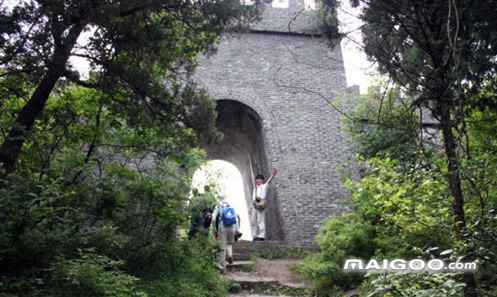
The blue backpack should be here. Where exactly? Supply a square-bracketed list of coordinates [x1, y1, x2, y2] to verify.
[221, 206, 237, 226]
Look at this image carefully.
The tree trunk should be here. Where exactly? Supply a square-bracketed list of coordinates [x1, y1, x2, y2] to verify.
[0, 71, 61, 174]
[0, 24, 83, 177]
[439, 100, 477, 297]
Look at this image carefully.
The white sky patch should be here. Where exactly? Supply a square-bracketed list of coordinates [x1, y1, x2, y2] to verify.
[1, 0, 22, 12]
[272, 0, 289, 8]
[303, 0, 315, 10]
[338, 1, 375, 93]
[68, 26, 97, 79]
[192, 160, 252, 241]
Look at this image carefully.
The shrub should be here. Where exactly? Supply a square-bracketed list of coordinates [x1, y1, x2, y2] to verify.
[50, 250, 147, 297]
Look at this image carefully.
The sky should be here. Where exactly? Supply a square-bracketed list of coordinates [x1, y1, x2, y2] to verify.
[337, 1, 375, 93]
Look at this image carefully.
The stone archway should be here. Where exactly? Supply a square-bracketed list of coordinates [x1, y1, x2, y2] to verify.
[193, 0, 351, 246]
[204, 98, 284, 240]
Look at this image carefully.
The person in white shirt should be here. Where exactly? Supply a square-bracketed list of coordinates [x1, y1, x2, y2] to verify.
[249, 168, 277, 241]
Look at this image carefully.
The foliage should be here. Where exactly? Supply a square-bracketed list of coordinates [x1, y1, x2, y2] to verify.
[362, 273, 465, 297]
[353, 4, 497, 277]
[135, 236, 229, 297]
[295, 151, 458, 294]
[49, 249, 147, 297]
[312, 0, 342, 47]
[0, 0, 260, 174]
[343, 84, 420, 163]
[225, 280, 242, 293]
[0, 143, 228, 296]
[293, 214, 373, 296]
[309, 0, 497, 295]
[0, 84, 228, 296]
[239, 263, 257, 273]
[356, 0, 497, 96]
[254, 248, 311, 260]
[0, 0, 262, 295]
[296, 79, 497, 296]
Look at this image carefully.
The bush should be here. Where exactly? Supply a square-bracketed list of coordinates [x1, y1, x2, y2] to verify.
[362, 273, 464, 297]
[0, 153, 227, 297]
[293, 213, 375, 296]
[294, 87, 464, 296]
[50, 250, 147, 297]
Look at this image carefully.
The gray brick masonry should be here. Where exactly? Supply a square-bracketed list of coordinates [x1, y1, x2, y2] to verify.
[194, 2, 349, 247]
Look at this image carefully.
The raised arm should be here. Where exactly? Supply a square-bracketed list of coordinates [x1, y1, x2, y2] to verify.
[266, 168, 277, 184]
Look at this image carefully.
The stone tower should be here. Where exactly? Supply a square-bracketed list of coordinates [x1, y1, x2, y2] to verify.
[194, 0, 349, 247]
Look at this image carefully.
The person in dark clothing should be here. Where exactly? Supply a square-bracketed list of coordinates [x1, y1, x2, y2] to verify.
[188, 207, 213, 239]
[188, 187, 216, 239]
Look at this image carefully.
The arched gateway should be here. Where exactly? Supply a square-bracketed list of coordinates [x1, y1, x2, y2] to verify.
[195, 0, 350, 247]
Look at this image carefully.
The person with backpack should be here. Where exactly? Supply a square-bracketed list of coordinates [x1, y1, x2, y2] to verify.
[212, 194, 239, 272]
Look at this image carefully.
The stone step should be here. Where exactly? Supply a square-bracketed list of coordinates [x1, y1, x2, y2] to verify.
[224, 273, 279, 287]
[224, 272, 307, 295]
[235, 240, 289, 250]
[232, 243, 251, 261]
[233, 240, 292, 257]
[232, 240, 294, 261]
[233, 246, 250, 250]
[224, 258, 309, 297]
[233, 254, 251, 261]
[227, 260, 254, 267]
[227, 260, 255, 271]
[233, 249, 251, 254]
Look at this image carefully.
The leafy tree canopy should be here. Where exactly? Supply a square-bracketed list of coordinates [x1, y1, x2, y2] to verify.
[0, 0, 259, 174]
[0, 1, 260, 296]
[357, 0, 497, 104]
[308, 1, 497, 295]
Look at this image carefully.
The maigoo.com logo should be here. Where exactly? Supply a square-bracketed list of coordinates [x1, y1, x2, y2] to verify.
[343, 259, 477, 273]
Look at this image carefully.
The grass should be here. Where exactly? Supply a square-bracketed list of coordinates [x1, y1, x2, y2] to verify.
[239, 263, 256, 272]
[253, 248, 312, 260]
[225, 279, 242, 293]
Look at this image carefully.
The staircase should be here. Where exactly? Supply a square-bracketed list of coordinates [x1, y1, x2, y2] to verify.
[225, 240, 308, 297]
[232, 240, 289, 261]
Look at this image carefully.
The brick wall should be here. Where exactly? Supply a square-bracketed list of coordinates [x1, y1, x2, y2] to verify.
[194, 2, 350, 246]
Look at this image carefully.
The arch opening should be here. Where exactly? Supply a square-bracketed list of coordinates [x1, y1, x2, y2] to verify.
[192, 160, 252, 240]
[201, 99, 284, 241]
